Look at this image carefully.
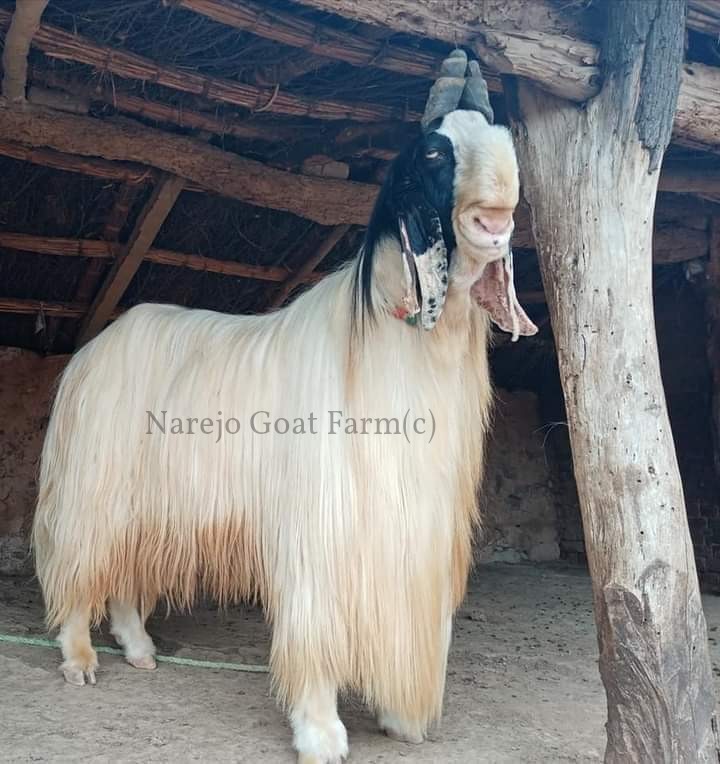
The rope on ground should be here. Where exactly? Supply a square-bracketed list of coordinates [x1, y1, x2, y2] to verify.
[0, 633, 269, 673]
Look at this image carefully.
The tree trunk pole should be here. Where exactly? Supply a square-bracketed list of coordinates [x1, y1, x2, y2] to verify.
[506, 1, 719, 761]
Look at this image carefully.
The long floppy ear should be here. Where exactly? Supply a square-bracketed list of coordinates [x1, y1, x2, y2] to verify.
[472, 248, 538, 340]
[394, 187, 449, 331]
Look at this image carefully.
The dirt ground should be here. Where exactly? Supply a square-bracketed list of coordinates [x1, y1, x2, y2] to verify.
[1, 562, 719, 763]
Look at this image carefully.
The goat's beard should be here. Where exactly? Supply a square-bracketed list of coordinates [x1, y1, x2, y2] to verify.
[471, 250, 538, 342]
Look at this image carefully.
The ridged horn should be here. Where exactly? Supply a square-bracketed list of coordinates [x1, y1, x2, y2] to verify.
[421, 48, 468, 132]
[459, 60, 494, 124]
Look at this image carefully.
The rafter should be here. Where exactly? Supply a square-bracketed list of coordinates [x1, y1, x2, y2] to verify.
[291, 0, 717, 43]
[0, 297, 121, 319]
[293, 0, 720, 152]
[0, 231, 306, 283]
[76, 174, 185, 344]
[0, 137, 156, 184]
[33, 70, 302, 145]
[60, 183, 145, 347]
[31, 70, 404, 165]
[0, 100, 377, 225]
[0, 8, 418, 123]
[174, 0, 503, 89]
[269, 224, 350, 308]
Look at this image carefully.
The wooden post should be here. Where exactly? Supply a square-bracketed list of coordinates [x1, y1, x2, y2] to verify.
[506, 1, 719, 760]
[1, 0, 48, 102]
[707, 217, 720, 477]
[76, 174, 184, 345]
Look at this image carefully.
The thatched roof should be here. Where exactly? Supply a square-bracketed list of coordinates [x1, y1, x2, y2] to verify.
[0, 0, 718, 366]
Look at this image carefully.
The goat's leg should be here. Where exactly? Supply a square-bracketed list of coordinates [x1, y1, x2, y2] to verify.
[109, 598, 157, 670]
[377, 709, 425, 744]
[290, 680, 348, 764]
[377, 612, 454, 744]
[58, 606, 98, 686]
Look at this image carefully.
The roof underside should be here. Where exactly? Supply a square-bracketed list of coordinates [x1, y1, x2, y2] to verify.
[0, 0, 718, 383]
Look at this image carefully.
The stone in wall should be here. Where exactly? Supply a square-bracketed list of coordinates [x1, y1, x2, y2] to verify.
[0, 347, 67, 574]
[480, 389, 561, 563]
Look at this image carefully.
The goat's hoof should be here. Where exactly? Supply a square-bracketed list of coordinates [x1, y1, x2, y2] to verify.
[382, 727, 424, 745]
[297, 755, 345, 764]
[378, 711, 424, 744]
[126, 654, 157, 670]
[62, 665, 97, 686]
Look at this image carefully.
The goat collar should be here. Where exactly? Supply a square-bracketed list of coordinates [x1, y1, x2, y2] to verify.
[392, 304, 419, 326]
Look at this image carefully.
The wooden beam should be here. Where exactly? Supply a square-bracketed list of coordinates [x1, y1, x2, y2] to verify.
[0, 231, 304, 283]
[675, 62, 720, 150]
[61, 184, 145, 346]
[33, 69, 411, 168]
[269, 224, 350, 308]
[1, 0, 48, 102]
[688, 0, 720, 35]
[0, 93, 715, 245]
[290, 0, 590, 45]
[0, 137, 156, 185]
[35, 183, 143, 351]
[0, 297, 121, 320]
[474, 31, 599, 102]
[0, 93, 713, 246]
[0, 100, 378, 225]
[33, 70, 302, 145]
[707, 216, 720, 477]
[293, 0, 720, 153]
[659, 161, 720, 195]
[0, 210, 708, 303]
[293, 0, 716, 46]
[0, 8, 417, 124]
[76, 174, 185, 344]
[507, 0, 718, 759]
[175, 0, 502, 89]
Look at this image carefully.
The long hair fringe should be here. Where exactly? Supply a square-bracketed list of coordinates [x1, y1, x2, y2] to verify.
[32, 247, 492, 726]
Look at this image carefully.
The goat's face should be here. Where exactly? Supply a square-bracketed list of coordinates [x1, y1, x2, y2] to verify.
[360, 51, 535, 338]
[436, 110, 519, 262]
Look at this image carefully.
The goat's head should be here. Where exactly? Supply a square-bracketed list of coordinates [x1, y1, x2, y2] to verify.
[360, 50, 536, 340]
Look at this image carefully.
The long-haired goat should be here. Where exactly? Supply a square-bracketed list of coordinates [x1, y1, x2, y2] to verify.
[32, 50, 536, 763]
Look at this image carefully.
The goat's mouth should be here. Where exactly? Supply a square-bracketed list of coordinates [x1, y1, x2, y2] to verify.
[471, 253, 538, 341]
[456, 205, 514, 253]
[456, 223, 512, 255]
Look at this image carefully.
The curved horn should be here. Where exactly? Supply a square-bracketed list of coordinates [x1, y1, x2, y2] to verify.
[421, 48, 468, 132]
[459, 60, 494, 124]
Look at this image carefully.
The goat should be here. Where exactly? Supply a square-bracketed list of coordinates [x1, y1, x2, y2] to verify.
[32, 50, 536, 763]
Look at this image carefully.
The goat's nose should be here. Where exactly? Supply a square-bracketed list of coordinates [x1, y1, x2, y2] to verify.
[471, 208, 514, 237]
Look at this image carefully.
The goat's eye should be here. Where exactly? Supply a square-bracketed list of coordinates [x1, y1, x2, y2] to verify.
[425, 149, 443, 160]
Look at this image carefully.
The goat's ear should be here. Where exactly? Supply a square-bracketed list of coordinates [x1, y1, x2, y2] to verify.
[395, 190, 449, 331]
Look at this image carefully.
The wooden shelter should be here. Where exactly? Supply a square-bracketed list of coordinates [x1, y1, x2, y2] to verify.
[1, 0, 720, 759]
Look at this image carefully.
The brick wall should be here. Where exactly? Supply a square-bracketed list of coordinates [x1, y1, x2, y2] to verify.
[655, 280, 720, 591]
[0, 347, 564, 574]
[480, 389, 562, 563]
[0, 347, 67, 574]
